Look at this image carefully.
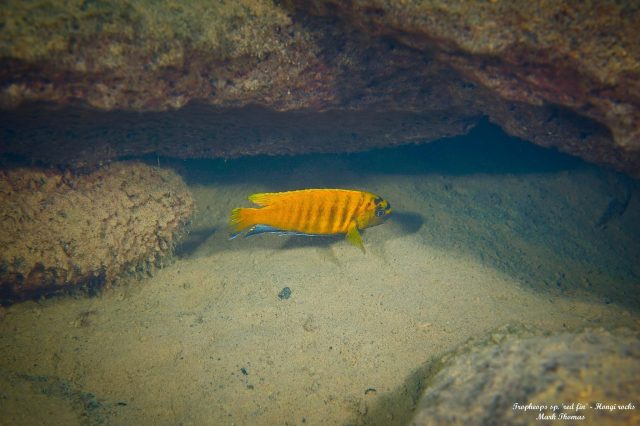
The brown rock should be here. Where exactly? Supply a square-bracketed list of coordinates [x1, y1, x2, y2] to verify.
[0, 162, 194, 301]
[1, 1, 639, 175]
[411, 327, 640, 426]
[310, 1, 640, 150]
[0, 1, 321, 111]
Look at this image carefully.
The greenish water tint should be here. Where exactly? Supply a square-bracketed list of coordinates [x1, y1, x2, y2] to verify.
[1, 120, 638, 425]
[168, 120, 639, 311]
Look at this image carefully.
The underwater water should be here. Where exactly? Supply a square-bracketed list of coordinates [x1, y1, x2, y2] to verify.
[0, 121, 639, 425]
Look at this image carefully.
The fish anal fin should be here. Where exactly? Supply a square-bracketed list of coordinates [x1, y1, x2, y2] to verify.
[346, 221, 365, 253]
[228, 231, 242, 241]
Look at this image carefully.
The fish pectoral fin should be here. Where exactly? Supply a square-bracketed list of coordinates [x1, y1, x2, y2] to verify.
[346, 221, 365, 253]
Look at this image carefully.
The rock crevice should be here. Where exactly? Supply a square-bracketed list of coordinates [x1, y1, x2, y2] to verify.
[1, 1, 639, 175]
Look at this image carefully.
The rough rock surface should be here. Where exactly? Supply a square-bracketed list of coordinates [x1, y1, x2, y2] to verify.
[0, 162, 194, 301]
[310, 1, 640, 150]
[411, 328, 640, 426]
[1, 1, 639, 175]
[0, 0, 316, 111]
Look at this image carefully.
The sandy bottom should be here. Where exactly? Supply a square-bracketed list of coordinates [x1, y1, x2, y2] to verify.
[1, 130, 639, 425]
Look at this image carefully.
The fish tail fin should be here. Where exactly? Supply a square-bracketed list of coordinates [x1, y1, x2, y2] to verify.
[229, 207, 261, 239]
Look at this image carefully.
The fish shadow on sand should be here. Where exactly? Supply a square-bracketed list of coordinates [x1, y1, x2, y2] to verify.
[278, 234, 342, 250]
[175, 226, 217, 258]
[390, 212, 424, 235]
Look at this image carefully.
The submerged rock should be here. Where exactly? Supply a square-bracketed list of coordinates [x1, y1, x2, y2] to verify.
[310, 1, 640, 150]
[0, 1, 639, 175]
[0, 162, 194, 302]
[411, 328, 640, 426]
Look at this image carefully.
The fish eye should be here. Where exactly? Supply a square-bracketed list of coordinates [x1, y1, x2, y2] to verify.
[375, 208, 385, 217]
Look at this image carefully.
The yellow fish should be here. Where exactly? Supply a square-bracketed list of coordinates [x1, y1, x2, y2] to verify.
[229, 189, 392, 252]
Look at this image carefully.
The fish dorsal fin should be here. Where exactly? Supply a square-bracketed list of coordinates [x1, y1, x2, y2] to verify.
[346, 221, 365, 253]
[248, 192, 282, 206]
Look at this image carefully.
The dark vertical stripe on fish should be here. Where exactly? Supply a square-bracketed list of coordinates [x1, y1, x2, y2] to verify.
[300, 197, 313, 229]
[356, 194, 366, 224]
[290, 198, 302, 230]
[309, 197, 317, 229]
[336, 194, 346, 231]
[280, 202, 290, 229]
[313, 199, 325, 232]
[307, 197, 322, 228]
[336, 194, 347, 232]
[315, 196, 324, 233]
[281, 200, 290, 229]
[338, 194, 350, 232]
[344, 193, 360, 229]
[328, 193, 340, 233]
[299, 196, 310, 229]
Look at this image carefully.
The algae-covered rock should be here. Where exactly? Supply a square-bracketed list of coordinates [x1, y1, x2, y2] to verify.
[411, 328, 640, 426]
[0, 0, 314, 111]
[1, 1, 639, 175]
[309, 0, 640, 151]
[0, 162, 194, 301]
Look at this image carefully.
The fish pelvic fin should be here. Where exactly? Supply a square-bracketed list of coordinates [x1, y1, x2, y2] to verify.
[346, 221, 365, 253]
